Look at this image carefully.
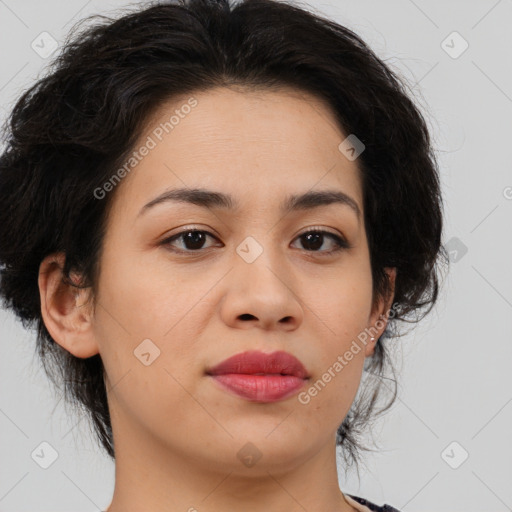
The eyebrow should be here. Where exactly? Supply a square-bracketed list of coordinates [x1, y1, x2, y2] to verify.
[137, 187, 361, 220]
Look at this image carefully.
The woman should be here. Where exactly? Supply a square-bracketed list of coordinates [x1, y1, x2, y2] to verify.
[0, 0, 448, 510]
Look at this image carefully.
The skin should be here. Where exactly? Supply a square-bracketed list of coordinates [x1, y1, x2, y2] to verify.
[38, 86, 396, 512]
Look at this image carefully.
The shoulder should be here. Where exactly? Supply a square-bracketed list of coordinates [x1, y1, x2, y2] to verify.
[346, 494, 402, 512]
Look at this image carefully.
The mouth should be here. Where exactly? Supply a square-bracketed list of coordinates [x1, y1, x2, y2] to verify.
[206, 350, 310, 403]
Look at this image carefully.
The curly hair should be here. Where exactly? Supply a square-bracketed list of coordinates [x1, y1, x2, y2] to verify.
[0, 0, 448, 467]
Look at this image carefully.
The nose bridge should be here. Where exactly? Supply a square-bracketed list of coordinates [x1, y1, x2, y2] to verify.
[221, 231, 303, 329]
[236, 228, 290, 282]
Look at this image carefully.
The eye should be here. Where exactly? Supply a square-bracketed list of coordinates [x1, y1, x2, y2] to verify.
[291, 228, 349, 255]
[160, 229, 219, 252]
[160, 227, 350, 255]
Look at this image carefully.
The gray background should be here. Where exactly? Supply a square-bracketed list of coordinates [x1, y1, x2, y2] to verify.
[1, 0, 511, 511]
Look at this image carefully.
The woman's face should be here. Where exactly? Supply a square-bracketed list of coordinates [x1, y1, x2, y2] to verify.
[45, 86, 394, 474]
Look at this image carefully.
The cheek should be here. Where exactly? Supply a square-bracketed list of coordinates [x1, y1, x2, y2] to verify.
[95, 241, 233, 387]
[299, 261, 372, 412]
[296, 354, 365, 442]
[93, 274, 209, 438]
[96, 239, 211, 338]
[307, 258, 374, 339]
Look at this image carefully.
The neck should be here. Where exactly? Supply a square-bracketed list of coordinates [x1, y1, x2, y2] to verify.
[104, 416, 357, 512]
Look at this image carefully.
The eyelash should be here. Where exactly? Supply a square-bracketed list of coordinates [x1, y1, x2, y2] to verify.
[159, 227, 350, 256]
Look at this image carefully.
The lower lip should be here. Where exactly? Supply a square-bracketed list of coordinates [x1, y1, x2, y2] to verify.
[209, 374, 307, 402]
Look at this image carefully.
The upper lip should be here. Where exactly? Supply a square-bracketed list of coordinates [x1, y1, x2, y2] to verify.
[206, 350, 310, 379]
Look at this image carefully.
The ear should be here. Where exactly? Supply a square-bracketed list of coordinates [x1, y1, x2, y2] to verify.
[38, 252, 100, 358]
[364, 267, 397, 357]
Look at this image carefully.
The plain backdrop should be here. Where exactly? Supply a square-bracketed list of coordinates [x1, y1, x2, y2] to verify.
[0, 0, 511, 511]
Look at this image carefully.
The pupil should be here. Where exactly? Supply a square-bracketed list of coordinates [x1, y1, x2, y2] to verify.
[304, 233, 322, 251]
[185, 231, 205, 250]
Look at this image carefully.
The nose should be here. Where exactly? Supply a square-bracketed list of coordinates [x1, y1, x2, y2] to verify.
[219, 247, 304, 332]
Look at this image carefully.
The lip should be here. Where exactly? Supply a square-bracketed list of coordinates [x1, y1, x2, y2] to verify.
[206, 350, 310, 403]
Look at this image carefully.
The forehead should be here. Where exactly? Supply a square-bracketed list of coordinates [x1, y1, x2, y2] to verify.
[108, 85, 363, 219]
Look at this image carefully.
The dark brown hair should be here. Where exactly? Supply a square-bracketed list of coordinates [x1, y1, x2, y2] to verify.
[0, 0, 448, 467]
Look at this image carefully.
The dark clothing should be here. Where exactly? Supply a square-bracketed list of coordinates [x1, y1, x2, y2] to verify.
[348, 494, 401, 512]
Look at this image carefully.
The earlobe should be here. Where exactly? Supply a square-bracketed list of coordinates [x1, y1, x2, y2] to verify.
[363, 329, 379, 358]
[364, 267, 397, 357]
[38, 252, 100, 359]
